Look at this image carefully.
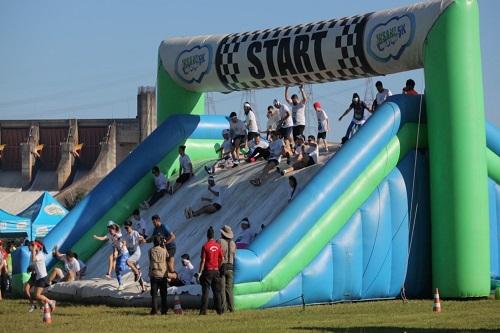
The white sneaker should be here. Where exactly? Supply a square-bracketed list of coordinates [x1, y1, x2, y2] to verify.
[117, 284, 124, 291]
[28, 304, 36, 313]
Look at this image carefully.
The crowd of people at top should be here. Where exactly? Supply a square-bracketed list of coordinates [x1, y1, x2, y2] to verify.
[12, 78, 418, 316]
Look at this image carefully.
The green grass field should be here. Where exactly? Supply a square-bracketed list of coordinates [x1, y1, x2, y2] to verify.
[0, 298, 499, 333]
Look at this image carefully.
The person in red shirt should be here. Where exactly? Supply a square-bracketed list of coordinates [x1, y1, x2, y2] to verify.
[403, 79, 418, 95]
[198, 226, 223, 315]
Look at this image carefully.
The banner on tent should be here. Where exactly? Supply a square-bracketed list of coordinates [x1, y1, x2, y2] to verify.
[159, 0, 452, 93]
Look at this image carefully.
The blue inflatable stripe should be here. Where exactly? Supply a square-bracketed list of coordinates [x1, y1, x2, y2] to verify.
[486, 121, 500, 155]
[42, 115, 228, 268]
[235, 95, 424, 284]
[261, 151, 431, 307]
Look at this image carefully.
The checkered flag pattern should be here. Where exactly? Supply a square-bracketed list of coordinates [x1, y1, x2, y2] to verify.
[215, 13, 378, 91]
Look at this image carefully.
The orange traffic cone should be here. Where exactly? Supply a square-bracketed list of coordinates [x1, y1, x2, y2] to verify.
[42, 302, 52, 324]
[173, 294, 183, 315]
[433, 288, 442, 313]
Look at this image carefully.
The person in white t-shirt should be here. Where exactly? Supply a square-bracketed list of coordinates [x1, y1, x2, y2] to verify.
[171, 145, 194, 194]
[250, 132, 284, 186]
[285, 85, 308, 138]
[243, 102, 259, 141]
[235, 219, 254, 249]
[29, 241, 56, 312]
[205, 129, 234, 174]
[264, 106, 280, 139]
[169, 253, 196, 286]
[93, 221, 122, 279]
[279, 135, 319, 175]
[185, 176, 224, 219]
[123, 221, 146, 292]
[141, 166, 169, 209]
[246, 135, 270, 162]
[313, 102, 329, 152]
[131, 209, 147, 237]
[229, 112, 248, 163]
[372, 81, 392, 112]
[274, 99, 294, 147]
[48, 247, 81, 284]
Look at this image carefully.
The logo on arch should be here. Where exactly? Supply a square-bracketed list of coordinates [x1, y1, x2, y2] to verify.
[367, 14, 415, 63]
[175, 45, 212, 84]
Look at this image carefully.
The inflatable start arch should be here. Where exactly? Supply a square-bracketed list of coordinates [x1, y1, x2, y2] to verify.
[156, 0, 493, 306]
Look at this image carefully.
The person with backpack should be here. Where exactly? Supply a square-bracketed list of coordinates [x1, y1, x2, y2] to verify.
[218, 225, 236, 313]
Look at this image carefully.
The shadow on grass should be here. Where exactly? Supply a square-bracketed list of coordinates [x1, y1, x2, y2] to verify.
[291, 327, 500, 333]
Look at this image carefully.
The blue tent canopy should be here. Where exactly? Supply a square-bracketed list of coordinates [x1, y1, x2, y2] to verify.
[18, 192, 68, 240]
[0, 209, 31, 237]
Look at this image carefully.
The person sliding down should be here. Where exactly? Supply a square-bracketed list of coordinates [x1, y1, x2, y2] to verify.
[185, 176, 224, 219]
[250, 132, 284, 186]
[246, 135, 269, 162]
[205, 129, 233, 174]
[141, 166, 169, 209]
[278, 135, 318, 176]
[338, 93, 371, 143]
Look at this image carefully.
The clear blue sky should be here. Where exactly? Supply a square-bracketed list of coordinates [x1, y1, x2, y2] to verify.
[0, 0, 498, 142]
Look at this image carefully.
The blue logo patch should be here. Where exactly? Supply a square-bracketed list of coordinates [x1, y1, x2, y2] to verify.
[367, 14, 415, 63]
[175, 45, 212, 84]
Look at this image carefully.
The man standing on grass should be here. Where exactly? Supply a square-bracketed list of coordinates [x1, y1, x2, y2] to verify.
[149, 235, 168, 315]
[198, 226, 223, 315]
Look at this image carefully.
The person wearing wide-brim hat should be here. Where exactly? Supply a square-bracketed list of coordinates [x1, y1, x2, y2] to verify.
[218, 225, 236, 313]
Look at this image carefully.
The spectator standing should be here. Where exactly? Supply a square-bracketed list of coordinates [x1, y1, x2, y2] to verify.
[218, 225, 236, 313]
[313, 102, 329, 152]
[171, 145, 194, 194]
[372, 81, 392, 112]
[243, 102, 259, 141]
[141, 166, 169, 209]
[198, 226, 223, 315]
[149, 235, 168, 315]
[285, 85, 307, 138]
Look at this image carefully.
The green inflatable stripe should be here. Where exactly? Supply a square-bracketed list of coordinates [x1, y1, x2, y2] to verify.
[71, 138, 220, 261]
[424, 0, 490, 297]
[487, 148, 500, 183]
[11, 273, 30, 296]
[157, 58, 204, 124]
[234, 125, 427, 309]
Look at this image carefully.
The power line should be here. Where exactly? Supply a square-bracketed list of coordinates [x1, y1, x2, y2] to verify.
[0, 73, 150, 108]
